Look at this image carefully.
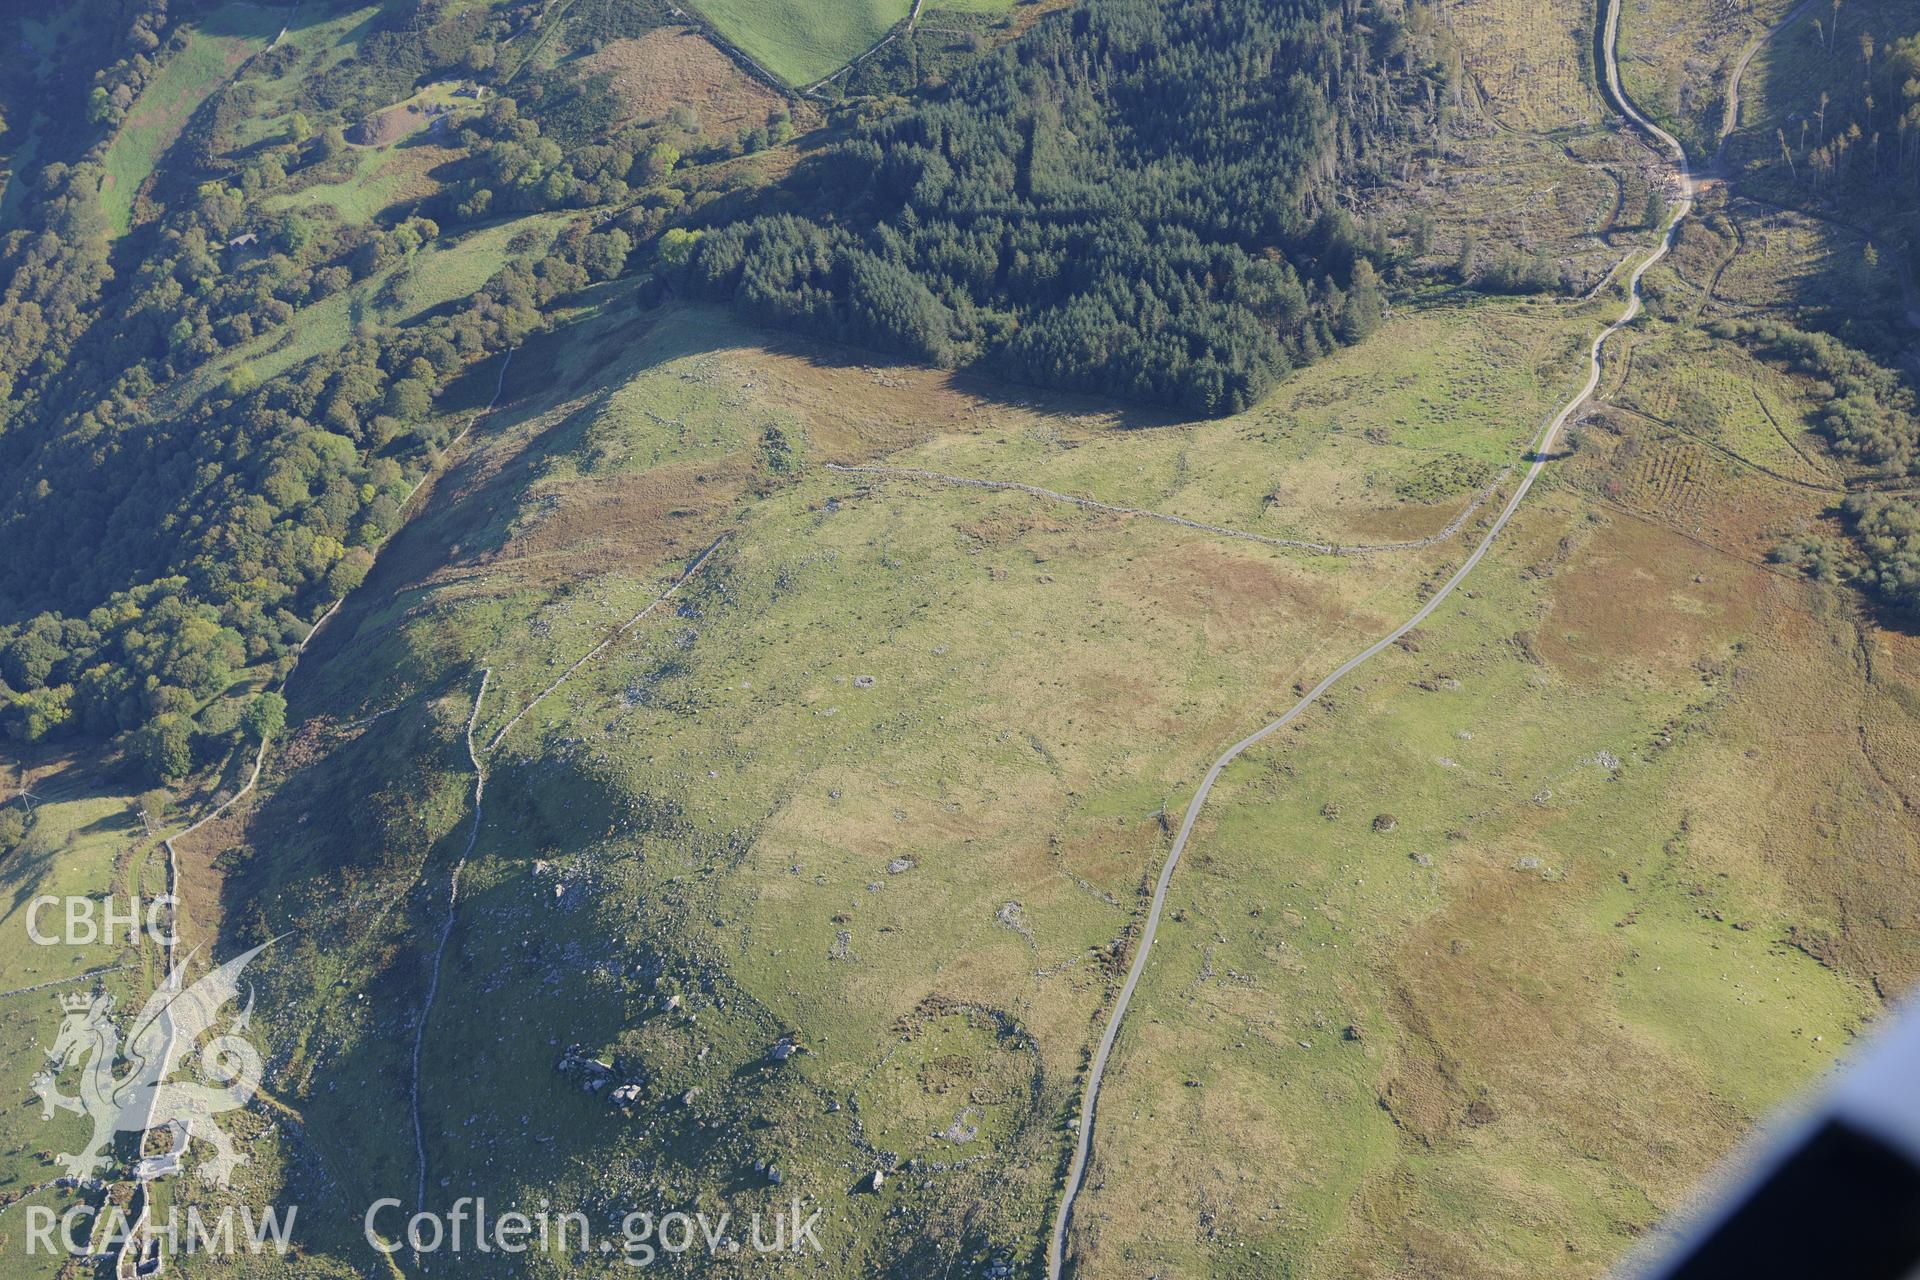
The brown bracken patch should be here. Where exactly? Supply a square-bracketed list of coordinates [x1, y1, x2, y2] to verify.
[1533, 513, 1757, 681]
[579, 29, 787, 131]
[494, 454, 751, 581]
[1119, 541, 1347, 640]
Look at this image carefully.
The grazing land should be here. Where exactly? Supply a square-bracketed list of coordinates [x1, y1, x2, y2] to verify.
[688, 0, 914, 85]
[0, 0, 1916, 1276]
[98, 1, 283, 236]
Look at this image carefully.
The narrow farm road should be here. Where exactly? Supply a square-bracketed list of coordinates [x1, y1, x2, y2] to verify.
[1044, 0, 1694, 1272]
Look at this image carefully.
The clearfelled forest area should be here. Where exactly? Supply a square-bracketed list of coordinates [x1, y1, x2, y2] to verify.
[1717, 2, 1920, 611]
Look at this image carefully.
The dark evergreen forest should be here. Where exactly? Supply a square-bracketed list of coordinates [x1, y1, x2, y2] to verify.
[677, 0, 1442, 416]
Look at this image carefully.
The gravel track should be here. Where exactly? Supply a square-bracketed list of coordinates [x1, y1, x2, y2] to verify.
[1045, 0, 1695, 1269]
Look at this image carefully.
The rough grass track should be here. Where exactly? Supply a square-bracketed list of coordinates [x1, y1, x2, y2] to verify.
[823, 462, 1510, 555]
[1713, 0, 1818, 172]
[1045, 0, 1699, 1269]
[484, 534, 732, 752]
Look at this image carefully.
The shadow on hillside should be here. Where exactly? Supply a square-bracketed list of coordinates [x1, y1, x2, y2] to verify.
[205, 671, 759, 1252]
[193, 0, 373, 45]
[628, 290, 1187, 433]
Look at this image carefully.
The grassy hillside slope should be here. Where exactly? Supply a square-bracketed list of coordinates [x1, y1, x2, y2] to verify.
[0, 0, 1916, 1276]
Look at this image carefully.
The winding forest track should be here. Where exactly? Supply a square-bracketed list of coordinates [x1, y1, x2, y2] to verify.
[1043, 0, 1694, 1272]
[1714, 0, 1817, 172]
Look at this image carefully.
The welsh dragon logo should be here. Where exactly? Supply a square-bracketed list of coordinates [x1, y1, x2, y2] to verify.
[33, 942, 271, 1188]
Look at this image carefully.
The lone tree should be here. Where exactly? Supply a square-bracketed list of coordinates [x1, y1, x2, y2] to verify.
[137, 788, 172, 824]
[1644, 185, 1668, 231]
[242, 692, 287, 743]
[134, 715, 194, 783]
